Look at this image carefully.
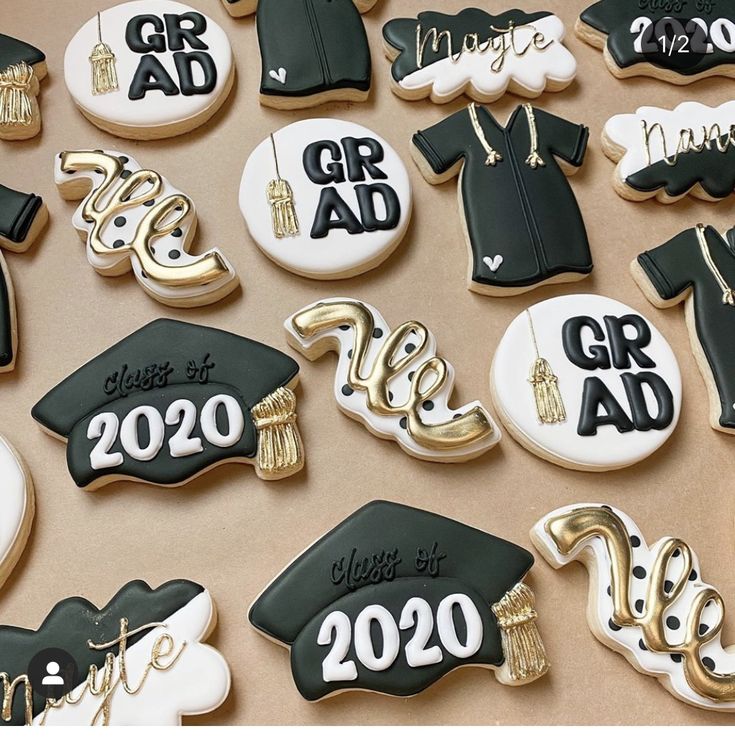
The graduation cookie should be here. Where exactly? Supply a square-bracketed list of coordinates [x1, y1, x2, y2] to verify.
[603, 101, 735, 203]
[0, 33, 47, 140]
[285, 297, 500, 462]
[32, 318, 305, 490]
[250, 500, 549, 700]
[490, 294, 682, 471]
[240, 120, 412, 280]
[532, 503, 735, 712]
[55, 149, 238, 308]
[577, 0, 735, 83]
[0, 580, 230, 725]
[253, 0, 377, 108]
[411, 102, 592, 296]
[63, 0, 235, 139]
[0, 435, 33, 592]
[0, 183, 47, 373]
[632, 223, 735, 434]
[383, 8, 577, 104]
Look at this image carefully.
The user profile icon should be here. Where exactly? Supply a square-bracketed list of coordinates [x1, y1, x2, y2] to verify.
[27, 648, 79, 699]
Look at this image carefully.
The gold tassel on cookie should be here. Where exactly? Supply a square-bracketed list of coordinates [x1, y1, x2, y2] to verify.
[89, 11, 119, 95]
[252, 386, 304, 479]
[492, 582, 550, 684]
[526, 309, 566, 424]
[266, 132, 299, 238]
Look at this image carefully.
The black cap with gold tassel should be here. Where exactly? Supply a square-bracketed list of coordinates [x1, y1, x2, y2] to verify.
[89, 12, 118, 96]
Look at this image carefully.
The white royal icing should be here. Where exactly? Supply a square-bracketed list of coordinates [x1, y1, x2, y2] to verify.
[532, 503, 735, 712]
[491, 294, 681, 470]
[0, 436, 31, 586]
[240, 119, 412, 280]
[33, 589, 231, 725]
[285, 297, 501, 462]
[64, 0, 233, 134]
[398, 14, 577, 101]
[604, 100, 735, 180]
[54, 150, 238, 305]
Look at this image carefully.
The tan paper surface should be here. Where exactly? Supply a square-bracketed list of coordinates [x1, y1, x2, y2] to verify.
[1, 0, 733, 725]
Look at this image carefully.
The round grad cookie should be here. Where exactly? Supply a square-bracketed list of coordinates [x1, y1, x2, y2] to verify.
[490, 294, 681, 471]
[240, 119, 412, 280]
[0, 435, 34, 591]
[63, 0, 234, 140]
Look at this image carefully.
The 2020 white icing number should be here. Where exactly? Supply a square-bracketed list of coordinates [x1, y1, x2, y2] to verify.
[318, 594, 483, 682]
[88, 394, 244, 470]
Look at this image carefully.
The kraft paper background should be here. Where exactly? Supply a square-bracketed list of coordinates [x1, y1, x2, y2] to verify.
[2, 0, 734, 726]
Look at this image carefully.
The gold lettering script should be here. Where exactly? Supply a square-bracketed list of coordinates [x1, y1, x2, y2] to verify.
[58, 150, 229, 288]
[641, 120, 735, 167]
[544, 506, 735, 703]
[290, 300, 494, 451]
[2, 618, 186, 726]
[416, 21, 553, 74]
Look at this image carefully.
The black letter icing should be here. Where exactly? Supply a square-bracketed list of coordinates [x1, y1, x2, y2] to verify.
[126, 14, 166, 53]
[128, 55, 180, 100]
[342, 137, 388, 182]
[562, 316, 611, 370]
[577, 377, 634, 436]
[621, 372, 674, 431]
[164, 12, 209, 51]
[303, 141, 345, 185]
[310, 188, 364, 239]
[604, 315, 656, 370]
[174, 52, 217, 96]
[355, 184, 401, 232]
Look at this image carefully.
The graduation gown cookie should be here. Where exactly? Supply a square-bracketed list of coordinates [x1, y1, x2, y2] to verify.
[603, 101, 735, 203]
[254, 0, 377, 109]
[411, 102, 592, 296]
[382, 7, 577, 104]
[31, 319, 305, 490]
[632, 223, 735, 434]
[532, 503, 735, 712]
[0, 183, 48, 373]
[577, 0, 735, 83]
[0, 580, 231, 725]
[0, 33, 46, 140]
[250, 500, 550, 700]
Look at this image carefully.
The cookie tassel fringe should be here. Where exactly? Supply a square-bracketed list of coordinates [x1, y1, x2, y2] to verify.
[529, 357, 566, 424]
[267, 132, 299, 238]
[0, 62, 35, 126]
[252, 387, 303, 479]
[492, 582, 550, 683]
[90, 12, 119, 96]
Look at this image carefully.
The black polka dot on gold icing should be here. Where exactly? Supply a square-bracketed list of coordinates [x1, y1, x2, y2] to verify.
[638, 639, 647, 651]
[702, 657, 716, 672]
[112, 240, 124, 248]
[168, 250, 181, 260]
[632, 566, 646, 579]
[114, 216, 126, 228]
[172, 228, 183, 238]
[635, 599, 644, 613]
[120, 170, 131, 179]
[405, 343, 416, 354]
[699, 624, 709, 635]
[119, 156, 129, 164]
[408, 372, 415, 381]
[608, 619, 621, 631]
[671, 654, 682, 663]
[339, 325, 349, 331]
[341, 385, 354, 397]
[606, 586, 611, 596]
[144, 199, 155, 207]
[347, 349, 353, 359]
[666, 616, 680, 630]
[422, 401, 434, 411]
[453, 413, 461, 420]
[689, 570, 698, 581]
[672, 549, 681, 558]
[630, 535, 641, 548]
[372, 328, 383, 339]
[664, 580, 673, 593]
[399, 417, 407, 430]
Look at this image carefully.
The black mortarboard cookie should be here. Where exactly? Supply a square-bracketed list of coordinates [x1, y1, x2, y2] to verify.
[249, 500, 549, 700]
[0, 33, 47, 140]
[32, 318, 304, 490]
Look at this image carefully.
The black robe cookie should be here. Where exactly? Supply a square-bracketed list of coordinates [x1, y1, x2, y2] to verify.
[383, 8, 577, 104]
[0, 183, 47, 373]
[632, 223, 735, 434]
[577, 0, 735, 83]
[0, 33, 46, 140]
[255, 0, 378, 109]
[0, 580, 230, 725]
[249, 500, 549, 700]
[411, 102, 592, 295]
[31, 319, 305, 489]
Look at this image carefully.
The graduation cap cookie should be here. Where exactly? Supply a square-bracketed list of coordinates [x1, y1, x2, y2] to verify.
[0, 33, 46, 140]
[249, 500, 549, 700]
[0, 579, 231, 725]
[32, 318, 305, 490]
